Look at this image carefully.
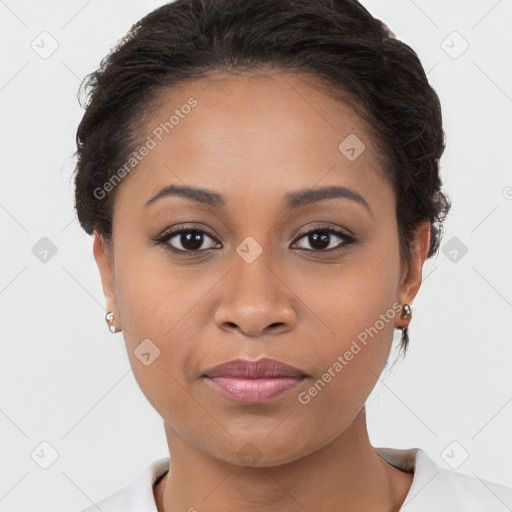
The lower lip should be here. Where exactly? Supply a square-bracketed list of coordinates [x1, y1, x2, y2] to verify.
[205, 376, 306, 404]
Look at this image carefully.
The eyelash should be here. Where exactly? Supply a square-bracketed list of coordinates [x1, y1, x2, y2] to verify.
[153, 225, 355, 254]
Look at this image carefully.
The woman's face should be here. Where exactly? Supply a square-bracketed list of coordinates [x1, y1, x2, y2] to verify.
[95, 71, 429, 466]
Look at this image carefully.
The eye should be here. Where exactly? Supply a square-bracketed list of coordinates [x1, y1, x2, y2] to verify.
[291, 226, 354, 253]
[153, 224, 354, 254]
[153, 226, 221, 253]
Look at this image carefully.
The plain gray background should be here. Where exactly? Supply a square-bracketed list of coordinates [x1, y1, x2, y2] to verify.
[1, 1, 511, 511]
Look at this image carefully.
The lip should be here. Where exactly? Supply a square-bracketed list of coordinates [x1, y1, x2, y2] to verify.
[202, 357, 309, 404]
[204, 357, 308, 379]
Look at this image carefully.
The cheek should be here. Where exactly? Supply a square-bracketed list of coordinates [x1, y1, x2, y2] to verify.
[288, 259, 401, 451]
[300, 234, 401, 343]
[114, 246, 202, 337]
[112, 248, 219, 406]
[294, 237, 401, 394]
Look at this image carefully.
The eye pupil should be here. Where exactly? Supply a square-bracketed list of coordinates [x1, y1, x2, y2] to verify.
[181, 230, 204, 251]
[309, 231, 330, 250]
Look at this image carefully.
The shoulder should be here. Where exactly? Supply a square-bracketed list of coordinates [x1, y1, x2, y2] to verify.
[413, 452, 512, 511]
[78, 457, 170, 512]
[376, 446, 512, 511]
[79, 485, 130, 512]
[422, 465, 512, 510]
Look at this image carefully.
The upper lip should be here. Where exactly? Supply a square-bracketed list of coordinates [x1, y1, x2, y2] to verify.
[203, 357, 308, 379]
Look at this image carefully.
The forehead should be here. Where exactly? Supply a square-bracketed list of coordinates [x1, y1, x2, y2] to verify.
[114, 70, 393, 215]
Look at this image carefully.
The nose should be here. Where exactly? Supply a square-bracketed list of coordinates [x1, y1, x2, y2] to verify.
[213, 254, 297, 338]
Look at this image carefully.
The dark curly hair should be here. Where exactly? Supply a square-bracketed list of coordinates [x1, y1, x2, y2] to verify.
[72, 0, 451, 356]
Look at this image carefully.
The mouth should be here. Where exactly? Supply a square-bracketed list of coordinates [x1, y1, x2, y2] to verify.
[202, 357, 309, 404]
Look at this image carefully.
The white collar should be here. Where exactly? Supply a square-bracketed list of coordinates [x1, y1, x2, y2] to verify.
[83, 447, 512, 511]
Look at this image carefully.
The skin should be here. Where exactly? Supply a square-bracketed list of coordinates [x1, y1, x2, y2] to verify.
[93, 70, 430, 512]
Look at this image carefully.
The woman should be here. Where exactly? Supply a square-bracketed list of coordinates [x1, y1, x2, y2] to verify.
[73, 0, 512, 510]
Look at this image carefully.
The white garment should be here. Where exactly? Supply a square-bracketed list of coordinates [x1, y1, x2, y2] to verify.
[79, 447, 512, 511]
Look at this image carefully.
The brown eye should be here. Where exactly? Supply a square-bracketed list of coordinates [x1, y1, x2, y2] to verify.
[154, 227, 221, 253]
[292, 227, 354, 252]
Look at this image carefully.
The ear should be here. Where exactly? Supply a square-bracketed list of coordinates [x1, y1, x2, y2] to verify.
[395, 220, 431, 329]
[93, 231, 121, 330]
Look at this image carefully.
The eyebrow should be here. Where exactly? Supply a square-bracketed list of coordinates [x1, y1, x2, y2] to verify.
[144, 184, 372, 215]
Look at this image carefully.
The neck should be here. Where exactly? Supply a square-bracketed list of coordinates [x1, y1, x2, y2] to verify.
[154, 408, 413, 512]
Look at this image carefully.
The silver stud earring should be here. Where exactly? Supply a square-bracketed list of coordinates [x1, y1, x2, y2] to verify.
[401, 303, 412, 319]
[105, 311, 118, 333]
